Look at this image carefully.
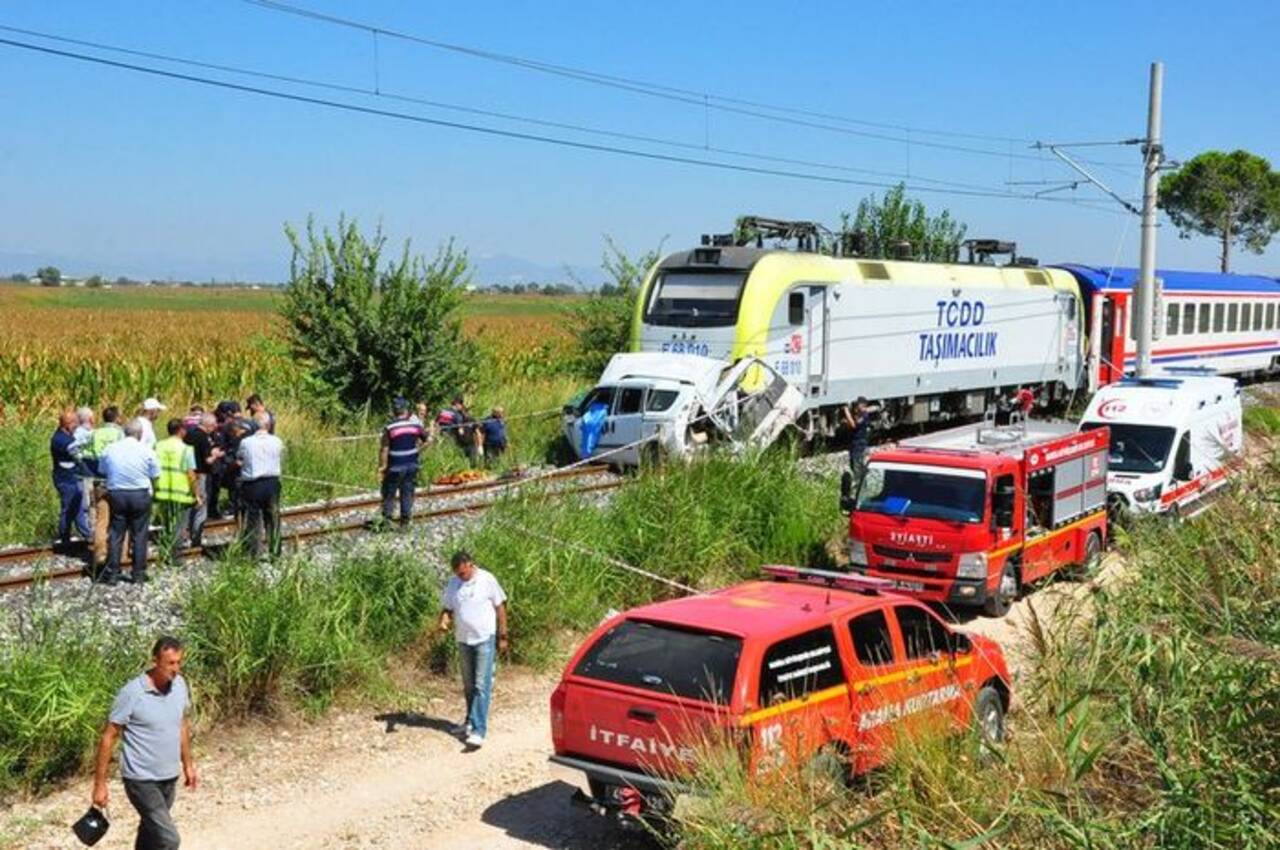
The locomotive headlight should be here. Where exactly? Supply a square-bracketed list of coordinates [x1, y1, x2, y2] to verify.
[956, 552, 988, 579]
[848, 539, 868, 568]
[1132, 484, 1163, 503]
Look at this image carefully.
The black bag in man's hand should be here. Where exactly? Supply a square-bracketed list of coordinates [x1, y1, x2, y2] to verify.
[71, 806, 109, 846]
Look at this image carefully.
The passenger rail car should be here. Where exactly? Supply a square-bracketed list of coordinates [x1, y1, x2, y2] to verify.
[1059, 265, 1280, 390]
[629, 246, 1280, 435]
[631, 246, 1084, 435]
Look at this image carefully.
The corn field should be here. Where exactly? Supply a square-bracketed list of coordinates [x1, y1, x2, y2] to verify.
[0, 286, 578, 419]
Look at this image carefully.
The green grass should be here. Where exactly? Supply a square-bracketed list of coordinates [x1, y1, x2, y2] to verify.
[0, 608, 143, 796]
[459, 292, 582, 318]
[184, 548, 442, 717]
[3, 284, 282, 314]
[0, 546, 443, 797]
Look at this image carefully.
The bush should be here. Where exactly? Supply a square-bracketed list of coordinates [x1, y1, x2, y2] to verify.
[280, 217, 479, 415]
[459, 452, 841, 666]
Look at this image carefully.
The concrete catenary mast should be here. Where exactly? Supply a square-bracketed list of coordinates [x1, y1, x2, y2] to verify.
[1134, 61, 1164, 378]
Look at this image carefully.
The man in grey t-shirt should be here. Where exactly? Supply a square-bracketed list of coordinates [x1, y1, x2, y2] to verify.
[93, 636, 197, 850]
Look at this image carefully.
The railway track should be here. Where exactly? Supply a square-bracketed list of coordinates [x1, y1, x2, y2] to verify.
[0, 464, 620, 592]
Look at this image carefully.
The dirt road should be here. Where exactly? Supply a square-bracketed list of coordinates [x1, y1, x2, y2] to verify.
[3, 669, 653, 850]
[2, 554, 1124, 850]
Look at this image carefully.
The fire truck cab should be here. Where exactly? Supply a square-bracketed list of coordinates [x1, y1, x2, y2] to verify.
[845, 416, 1110, 617]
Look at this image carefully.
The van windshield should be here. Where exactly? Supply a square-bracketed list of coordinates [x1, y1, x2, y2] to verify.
[1082, 422, 1175, 473]
[856, 465, 987, 524]
[644, 271, 746, 327]
[573, 619, 742, 705]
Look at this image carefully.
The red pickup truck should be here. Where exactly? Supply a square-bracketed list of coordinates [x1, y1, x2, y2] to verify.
[549, 566, 1011, 825]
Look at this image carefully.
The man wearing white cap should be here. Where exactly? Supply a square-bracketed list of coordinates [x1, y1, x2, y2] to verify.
[138, 398, 167, 449]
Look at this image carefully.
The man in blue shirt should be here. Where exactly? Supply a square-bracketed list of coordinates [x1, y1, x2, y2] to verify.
[93, 635, 196, 850]
[99, 419, 161, 585]
[51, 409, 91, 548]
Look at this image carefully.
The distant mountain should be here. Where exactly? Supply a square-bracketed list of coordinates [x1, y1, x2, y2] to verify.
[469, 253, 604, 288]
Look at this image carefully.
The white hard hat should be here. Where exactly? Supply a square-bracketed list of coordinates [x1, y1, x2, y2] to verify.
[142, 397, 167, 411]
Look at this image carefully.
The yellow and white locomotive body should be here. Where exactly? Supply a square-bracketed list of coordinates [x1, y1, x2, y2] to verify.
[632, 246, 1085, 434]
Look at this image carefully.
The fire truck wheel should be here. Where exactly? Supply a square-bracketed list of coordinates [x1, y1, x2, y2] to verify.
[1081, 531, 1103, 578]
[974, 685, 1006, 745]
[983, 562, 1018, 618]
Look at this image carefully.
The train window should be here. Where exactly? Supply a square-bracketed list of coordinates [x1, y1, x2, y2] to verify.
[1228, 303, 1239, 332]
[1198, 303, 1211, 334]
[788, 291, 805, 326]
[1165, 304, 1179, 336]
[1214, 303, 1225, 332]
[1025, 270, 1050, 287]
[1181, 304, 1195, 335]
[645, 271, 747, 328]
[1241, 304, 1252, 331]
[1268, 304, 1277, 329]
[1255, 303, 1265, 331]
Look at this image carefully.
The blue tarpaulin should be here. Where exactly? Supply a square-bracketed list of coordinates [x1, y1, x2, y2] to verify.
[580, 402, 610, 456]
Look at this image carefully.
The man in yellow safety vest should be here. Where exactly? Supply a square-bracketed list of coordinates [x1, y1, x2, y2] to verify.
[154, 418, 200, 565]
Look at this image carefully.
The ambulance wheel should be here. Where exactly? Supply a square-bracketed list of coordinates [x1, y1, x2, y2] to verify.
[983, 562, 1018, 618]
[804, 744, 851, 789]
[974, 685, 1006, 745]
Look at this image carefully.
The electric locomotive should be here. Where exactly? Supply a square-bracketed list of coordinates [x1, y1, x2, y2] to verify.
[629, 219, 1280, 437]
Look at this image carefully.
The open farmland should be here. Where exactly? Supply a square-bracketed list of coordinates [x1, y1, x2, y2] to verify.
[0, 284, 579, 418]
[0, 283, 587, 545]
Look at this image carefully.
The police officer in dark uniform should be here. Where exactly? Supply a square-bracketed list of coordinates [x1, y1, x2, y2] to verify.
[379, 397, 427, 527]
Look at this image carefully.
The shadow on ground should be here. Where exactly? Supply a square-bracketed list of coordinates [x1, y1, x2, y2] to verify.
[373, 711, 458, 736]
[481, 780, 660, 850]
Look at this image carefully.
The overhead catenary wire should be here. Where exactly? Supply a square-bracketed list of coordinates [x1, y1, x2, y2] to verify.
[238, 0, 1137, 170]
[0, 23, 1063, 197]
[0, 35, 1139, 212]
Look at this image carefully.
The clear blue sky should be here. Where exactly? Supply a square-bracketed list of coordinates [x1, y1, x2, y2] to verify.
[2, 0, 1278, 283]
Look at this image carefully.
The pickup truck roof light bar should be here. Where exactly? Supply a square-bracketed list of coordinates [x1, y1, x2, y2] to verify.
[762, 565, 890, 595]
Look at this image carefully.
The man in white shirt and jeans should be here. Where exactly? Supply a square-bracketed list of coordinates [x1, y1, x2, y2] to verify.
[439, 550, 508, 748]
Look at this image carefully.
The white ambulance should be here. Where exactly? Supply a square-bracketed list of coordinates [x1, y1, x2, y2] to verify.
[1079, 371, 1242, 517]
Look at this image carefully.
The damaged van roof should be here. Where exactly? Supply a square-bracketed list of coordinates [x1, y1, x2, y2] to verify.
[597, 352, 727, 398]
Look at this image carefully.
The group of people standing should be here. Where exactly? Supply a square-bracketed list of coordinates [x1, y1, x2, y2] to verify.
[49, 394, 285, 583]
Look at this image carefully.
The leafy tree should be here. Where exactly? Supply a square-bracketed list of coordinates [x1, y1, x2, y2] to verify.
[35, 266, 61, 287]
[280, 217, 478, 415]
[568, 236, 663, 376]
[1159, 150, 1280, 273]
[85, 275, 104, 289]
[9, 272, 27, 283]
[840, 183, 967, 262]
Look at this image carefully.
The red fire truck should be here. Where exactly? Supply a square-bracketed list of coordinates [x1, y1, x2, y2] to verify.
[844, 415, 1110, 617]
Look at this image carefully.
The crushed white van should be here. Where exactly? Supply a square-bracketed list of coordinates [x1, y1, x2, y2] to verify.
[563, 353, 803, 467]
[1079, 371, 1242, 517]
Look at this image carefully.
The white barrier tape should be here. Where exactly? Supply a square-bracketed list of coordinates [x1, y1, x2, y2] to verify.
[486, 515, 699, 595]
[321, 406, 564, 442]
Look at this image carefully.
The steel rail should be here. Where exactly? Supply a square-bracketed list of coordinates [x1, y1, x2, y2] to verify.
[0, 471, 620, 590]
